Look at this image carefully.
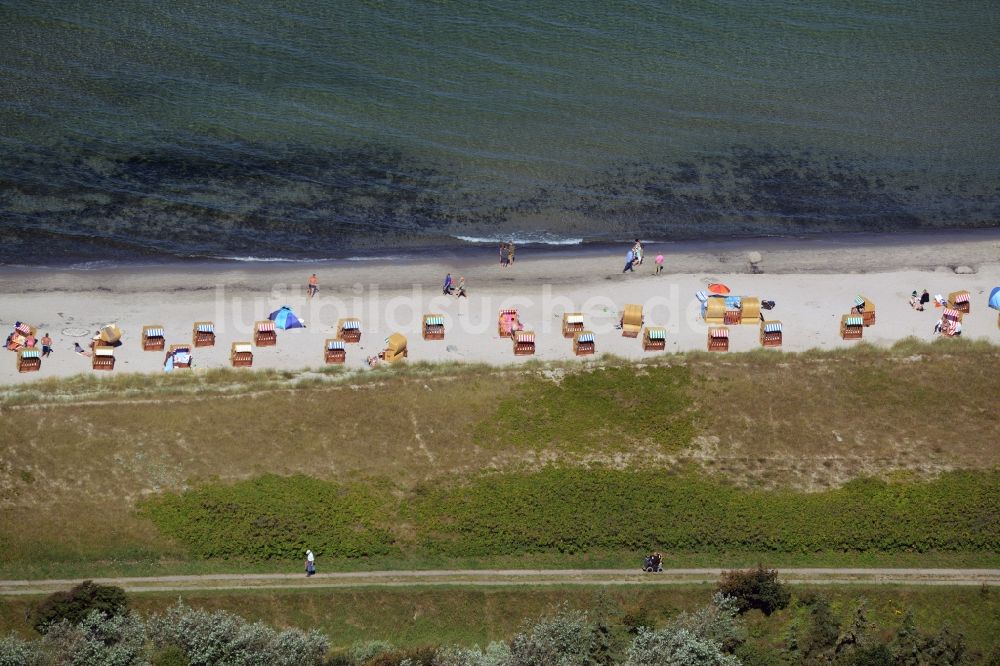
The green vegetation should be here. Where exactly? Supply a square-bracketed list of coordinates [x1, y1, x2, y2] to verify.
[717, 567, 790, 616]
[141, 475, 395, 559]
[29, 580, 128, 634]
[138, 469, 1000, 561]
[475, 365, 695, 453]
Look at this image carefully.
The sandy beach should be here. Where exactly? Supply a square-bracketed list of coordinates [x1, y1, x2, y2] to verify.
[2, 231, 998, 385]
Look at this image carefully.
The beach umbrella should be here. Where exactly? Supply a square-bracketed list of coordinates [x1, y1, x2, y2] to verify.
[99, 323, 122, 344]
[708, 283, 731, 295]
[989, 287, 1000, 311]
[268, 306, 305, 330]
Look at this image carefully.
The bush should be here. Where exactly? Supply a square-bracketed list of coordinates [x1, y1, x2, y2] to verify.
[29, 580, 128, 634]
[716, 567, 790, 616]
[624, 627, 739, 666]
[364, 645, 437, 665]
[433, 643, 512, 666]
[152, 645, 190, 666]
[508, 604, 595, 666]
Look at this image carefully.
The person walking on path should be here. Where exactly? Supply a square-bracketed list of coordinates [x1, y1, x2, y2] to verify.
[654, 254, 664, 275]
[41, 333, 53, 357]
[307, 273, 319, 299]
[623, 249, 635, 273]
[305, 550, 315, 576]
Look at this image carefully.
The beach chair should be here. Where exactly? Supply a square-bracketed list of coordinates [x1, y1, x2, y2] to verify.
[948, 290, 971, 314]
[422, 314, 445, 340]
[942, 308, 963, 328]
[840, 314, 864, 340]
[141, 325, 166, 351]
[192, 321, 215, 347]
[324, 338, 346, 364]
[851, 296, 876, 326]
[230, 342, 253, 367]
[707, 327, 729, 352]
[498, 308, 520, 337]
[254, 320, 277, 347]
[704, 297, 726, 324]
[337, 318, 362, 343]
[621, 304, 643, 337]
[562, 312, 585, 338]
[167, 344, 192, 369]
[513, 330, 535, 355]
[382, 333, 407, 363]
[642, 326, 666, 351]
[724, 308, 741, 325]
[92, 346, 115, 371]
[760, 320, 783, 347]
[573, 331, 595, 356]
[741, 297, 761, 323]
[17, 348, 42, 373]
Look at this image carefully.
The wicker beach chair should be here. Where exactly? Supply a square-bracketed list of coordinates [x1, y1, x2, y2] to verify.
[382, 333, 408, 363]
[704, 297, 726, 324]
[192, 321, 215, 347]
[840, 314, 864, 340]
[851, 296, 876, 326]
[562, 312, 584, 338]
[141, 325, 166, 351]
[422, 314, 445, 340]
[707, 327, 729, 352]
[724, 308, 741, 325]
[324, 338, 346, 364]
[166, 344, 192, 369]
[642, 326, 666, 351]
[741, 297, 761, 323]
[92, 346, 115, 371]
[948, 291, 971, 314]
[621, 304, 643, 337]
[253, 320, 277, 347]
[573, 331, 595, 356]
[230, 342, 253, 367]
[513, 330, 535, 355]
[760, 320, 782, 347]
[17, 348, 42, 373]
[498, 308, 520, 337]
[337, 318, 362, 343]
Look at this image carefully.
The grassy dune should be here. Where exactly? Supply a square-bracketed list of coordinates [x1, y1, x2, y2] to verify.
[1, 339, 998, 577]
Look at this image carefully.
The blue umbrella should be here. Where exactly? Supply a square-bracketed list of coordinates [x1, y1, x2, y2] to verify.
[989, 287, 1000, 311]
[268, 306, 305, 329]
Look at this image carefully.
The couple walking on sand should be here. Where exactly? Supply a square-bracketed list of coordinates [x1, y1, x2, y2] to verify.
[499, 242, 516, 268]
[442, 273, 467, 297]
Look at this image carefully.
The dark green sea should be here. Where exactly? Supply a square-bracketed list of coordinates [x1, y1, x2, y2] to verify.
[1, 0, 998, 264]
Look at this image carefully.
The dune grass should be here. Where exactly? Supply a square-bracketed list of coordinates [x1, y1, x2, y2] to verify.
[1, 340, 997, 576]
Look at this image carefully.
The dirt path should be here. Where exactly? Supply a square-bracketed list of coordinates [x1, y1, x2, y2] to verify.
[2, 568, 998, 596]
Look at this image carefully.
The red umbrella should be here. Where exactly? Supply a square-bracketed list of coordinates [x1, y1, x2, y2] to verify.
[707, 283, 730, 295]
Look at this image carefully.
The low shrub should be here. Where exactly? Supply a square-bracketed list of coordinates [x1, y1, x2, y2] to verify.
[29, 580, 128, 634]
[716, 567, 790, 616]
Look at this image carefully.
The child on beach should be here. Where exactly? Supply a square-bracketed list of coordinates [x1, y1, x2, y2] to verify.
[654, 254, 664, 275]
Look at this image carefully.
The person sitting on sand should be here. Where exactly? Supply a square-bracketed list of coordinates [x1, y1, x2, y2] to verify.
[909, 291, 924, 311]
[74, 342, 91, 357]
[933, 318, 945, 335]
[920, 289, 930, 306]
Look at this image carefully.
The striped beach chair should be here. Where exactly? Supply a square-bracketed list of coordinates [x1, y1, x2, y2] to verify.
[230, 342, 253, 367]
[573, 331, 595, 356]
[851, 295, 876, 326]
[422, 314, 445, 340]
[142, 325, 166, 351]
[324, 338, 346, 364]
[948, 291, 971, 314]
[942, 308, 963, 324]
[337, 318, 362, 343]
[642, 326, 666, 351]
[840, 314, 864, 340]
[193, 321, 215, 347]
[167, 344, 192, 369]
[724, 308, 741, 325]
[513, 330, 535, 355]
[498, 308, 520, 337]
[254, 320, 277, 347]
[92, 346, 115, 371]
[17, 348, 42, 373]
[708, 327, 729, 352]
[562, 312, 585, 338]
[760, 320, 782, 347]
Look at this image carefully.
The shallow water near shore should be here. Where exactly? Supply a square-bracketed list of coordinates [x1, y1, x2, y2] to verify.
[1, 1, 998, 264]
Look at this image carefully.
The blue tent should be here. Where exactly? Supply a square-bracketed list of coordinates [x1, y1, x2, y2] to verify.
[989, 287, 1000, 311]
[268, 306, 305, 329]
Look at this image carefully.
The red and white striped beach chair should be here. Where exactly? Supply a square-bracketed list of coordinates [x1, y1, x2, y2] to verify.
[948, 291, 970, 314]
[254, 320, 277, 347]
[513, 330, 535, 355]
[708, 327, 729, 351]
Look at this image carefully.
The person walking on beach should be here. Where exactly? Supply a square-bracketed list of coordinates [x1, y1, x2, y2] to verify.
[305, 549, 315, 576]
[307, 273, 318, 299]
[443, 272, 454, 295]
[41, 332, 53, 357]
[500, 243, 510, 268]
[632, 239, 643, 265]
[654, 254, 664, 275]
[455, 276, 467, 298]
[508, 242, 516, 265]
[623, 248, 635, 273]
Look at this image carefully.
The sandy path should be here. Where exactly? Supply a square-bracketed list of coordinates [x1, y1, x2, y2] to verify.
[2, 568, 998, 595]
